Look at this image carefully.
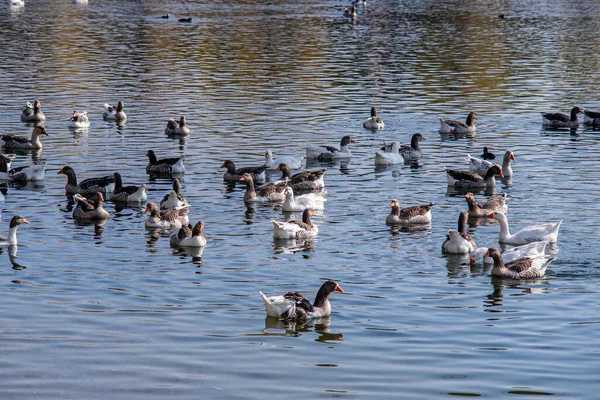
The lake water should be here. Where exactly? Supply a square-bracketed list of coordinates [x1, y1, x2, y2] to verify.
[1, 0, 599, 398]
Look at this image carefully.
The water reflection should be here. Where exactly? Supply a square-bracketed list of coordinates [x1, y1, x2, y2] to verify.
[273, 237, 315, 255]
[261, 316, 342, 343]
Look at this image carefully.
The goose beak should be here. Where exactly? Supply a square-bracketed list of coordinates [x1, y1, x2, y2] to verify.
[239, 176, 246, 181]
[335, 284, 344, 293]
[57, 168, 64, 174]
[21, 218, 30, 224]
[275, 165, 281, 171]
[469, 258, 475, 266]
[510, 153, 515, 160]
[220, 162, 226, 168]
[350, 139, 356, 143]
[486, 213, 494, 218]
[498, 171, 504, 178]
[483, 250, 490, 257]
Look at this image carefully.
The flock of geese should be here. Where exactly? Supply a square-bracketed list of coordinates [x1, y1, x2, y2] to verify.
[3, 97, 593, 321]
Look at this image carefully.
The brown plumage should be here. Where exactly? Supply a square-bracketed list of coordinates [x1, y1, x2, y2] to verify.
[73, 192, 110, 220]
[58, 166, 115, 195]
[239, 173, 286, 202]
[276, 163, 325, 191]
[386, 199, 434, 225]
[485, 248, 549, 279]
[446, 165, 503, 188]
[464, 192, 507, 217]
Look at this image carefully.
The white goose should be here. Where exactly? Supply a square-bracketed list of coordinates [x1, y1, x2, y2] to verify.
[272, 208, 318, 239]
[470, 241, 548, 265]
[282, 186, 326, 212]
[468, 151, 515, 178]
[265, 149, 304, 170]
[67, 110, 90, 128]
[442, 211, 476, 254]
[489, 211, 562, 245]
[375, 142, 404, 165]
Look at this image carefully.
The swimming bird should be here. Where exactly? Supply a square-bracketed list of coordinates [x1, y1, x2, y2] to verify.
[439, 112, 477, 134]
[282, 186, 326, 212]
[381, 133, 426, 160]
[276, 163, 325, 191]
[265, 149, 304, 170]
[144, 202, 189, 230]
[221, 160, 267, 183]
[260, 280, 344, 320]
[146, 150, 185, 175]
[386, 199, 434, 225]
[170, 221, 206, 247]
[541, 107, 583, 128]
[160, 179, 189, 210]
[375, 142, 404, 166]
[2, 126, 48, 150]
[442, 211, 476, 254]
[272, 208, 318, 239]
[0, 154, 45, 181]
[343, 6, 357, 19]
[0, 216, 29, 246]
[445, 165, 503, 188]
[58, 166, 115, 195]
[464, 192, 507, 217]
[470, 241, 547, 265]
[20, 99, 45, 123]
[106, 172, 147, 203]
[103, 101, 126, 121]
[481, 147, 495, 160]
[67, 110, 90, 129]
[239, 173, 286, 202]
[488, 211, 562, 245]
[583, 109, 600, 126]
[178, 17, 192, 23]
[485, 248, 552, 279]
[306, 136, 355, 161]
[165, 116, 190, 136]
[72, 193, 110, 220]
[161, 14, 170, 19]
[363, 107, 384, 130]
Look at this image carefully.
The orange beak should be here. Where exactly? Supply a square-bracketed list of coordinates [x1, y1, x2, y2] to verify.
[276, 165, 281, 171]
[498, 171, 504, 178]
[469, 258, 475, 266]
[57, 168, 64, 174]
[21, 218, 30, 224]
[220, 162, 226, 168]
[483, 250, 491, 257]
[335, 284, 344, 293]
[510, 153, 515, 160]
[350, 139, 356, 143]
[486, 213, 494, 218]
[239, 176, 246, 181]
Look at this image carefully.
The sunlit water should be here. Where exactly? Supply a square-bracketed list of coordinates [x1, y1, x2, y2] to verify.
[1, 0, 600, 398]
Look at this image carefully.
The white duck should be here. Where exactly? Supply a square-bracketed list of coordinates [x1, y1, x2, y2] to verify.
[260, 280, 344, 320]
[272, 208, 318, 239]
[67, 110, 90, 129]
[485, 248, 553, 279]
[306, 136, 355, 161]
[169, 221, 206, 247]
[439, 112, 477, 134]
[470, 241, 548, 265]
[468, 151, 515, 178]
[265, 149, 304, 170]
[282, 186, 326, 212]
[488, 211, 562, 245]
[363, 107, 384, 130]
[0, 216, 29, 246]
[375, 142, 404, 165]
[442, 211, 476, 254]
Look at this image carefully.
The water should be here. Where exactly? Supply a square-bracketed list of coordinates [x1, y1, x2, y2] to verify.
[0, 0, 599, 398]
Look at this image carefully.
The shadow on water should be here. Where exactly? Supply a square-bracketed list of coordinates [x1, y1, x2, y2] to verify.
[260, 316, 343, 343]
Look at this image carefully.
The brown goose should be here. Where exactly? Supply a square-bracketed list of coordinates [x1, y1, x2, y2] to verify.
[445, 165, 503, 188]
[541, 107, 583, 128]
[385, 199, 434, 225]
[220, 160, 267, 183]
[464, 192, 507, 217]
[21, 99, 45, 123]
[272, 208, 318, 239]
[106, 173, 147, 203]
[146, 150, 185, 175]
[165, 116, 190, 136]
[72, 192, 110, 220]
[169, 221, 206, 247]
[260, 280, 344, 320]
[2, 126, 48, 150]
[439, 112, 477, 134]
[485, 248, 551, 279]
[239, 173, 286, 202]
[276, 163, 325, 191]
[442, 211, 476, 253]
[58, 166, 115, 195]
[144, 202, 189, 230]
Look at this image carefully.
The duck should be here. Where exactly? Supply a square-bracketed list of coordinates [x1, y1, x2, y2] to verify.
[178, 17, 192, 23]
[170, 221, 206, 247]
[2, 126, 48, 150]
[445, 165, 503, 188]
[20, 99, 45, 123]
[161, 14, 170, 19]
[160, 179, 189, 210]
[265, 149, 304, 170]
[276, 163, 325, 191]
[375, 142, 404, 166]
[260, 280, 344, 320]
[103, 101, 126, 121]
[442, 211, 476, 254]
[72, 192, 110, 220]
[282, 186, 326, 212]
[239, 173, 286, 202]
[468, 151, 515, 178]
[583, 109, 600, 126]
[386, 199, 434, 225]
[481, 147, 495, 160]
[363, 107, 384, 130]
[67, 110, 90, 129]
[144, 202, 189, 230]
[488, 211, 562, 245]
[165, 116, 190, 136]
[541, 107, 583, 128]
[381, 133, 426, 160]
[464, 192, 507, 217]
[439, 112, 477, 134]
[58, 166, 115, 195]
[0, 216, 29, 246]
[485, 248, 552, 279]
[106, 172, 147, 203]
[272, 208, 318, 239]
[470, 241, 547, 265]
[221, 160, 267, 183]
[343, 6, 357, 19]
[306, 136, 355, 161]
[146, 150, 185, 175]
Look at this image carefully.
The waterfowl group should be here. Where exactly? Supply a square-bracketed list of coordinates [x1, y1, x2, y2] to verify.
[144, 202, 189, 230]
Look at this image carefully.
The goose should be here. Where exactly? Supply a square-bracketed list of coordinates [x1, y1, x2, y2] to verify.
[363, 107, 384, 130]
[439, 112, 477, 134]
[146, 150, 185, 175]
[470, 241, 547, 265]
[0, 216, 29, 246]
[265, 149, 304, 170]
[72, 193, 110, 220]
[464, 192, 507, 217]
[58, 166, 115, 195]
[343, 6, 357, 19]
[106, 172, 147, 203]
[170, 221, 206, 247]
[0, 154, 45, 181]
[375, 142, 404, 166]
[541, 107, 583, 128]
[445, 165, 503, 188]
[160, 179, 189, 210]
[272, 208, 318, 239]
[468, 151, 515, 178]
[103, 101, 126, 121]
[276, 163, 325, 191]
[485, 248, 552, 279]
[380, 133, 426, 161]
[67, 110, 90, 129]
[260, 280, 344, 320]
[282, 186, 326, 212]
[481, 147, 495, 160]
[221, 160, 267, 182]
[442, 211, 476, 253]
[2, 126, 48, 150]
[306, 136, 355, 161]
[165, 116, 190, 136]
[386, 199, 434, 225]
[20, 99, 45, 123]
[9, 0, 25, 7]
[239, 173, 286, 202]
[488, 211, 562, 245]
[583, 109, 600, 126]
[144, 202, 189, 230]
